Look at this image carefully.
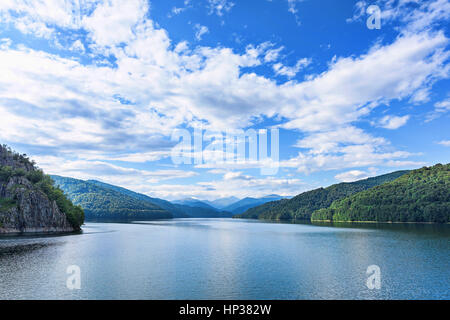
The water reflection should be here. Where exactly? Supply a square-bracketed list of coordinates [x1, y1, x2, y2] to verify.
[0, 219, 448, 300]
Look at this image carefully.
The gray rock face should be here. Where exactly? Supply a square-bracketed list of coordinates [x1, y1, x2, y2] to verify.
[0, 148, 35, 172]
[0, 146, 74, 233]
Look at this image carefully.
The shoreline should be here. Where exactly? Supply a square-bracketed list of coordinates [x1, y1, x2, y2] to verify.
[235, 217, 450, 225]
[311, 220, 450, 224]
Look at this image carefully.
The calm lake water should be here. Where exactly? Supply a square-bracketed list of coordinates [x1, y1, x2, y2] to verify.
[0, 219, 449, 300]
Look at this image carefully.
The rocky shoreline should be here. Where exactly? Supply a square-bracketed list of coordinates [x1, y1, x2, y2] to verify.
[0, 145, 77, 234]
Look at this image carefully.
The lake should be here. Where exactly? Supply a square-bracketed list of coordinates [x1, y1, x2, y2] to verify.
[0, 219, 449, 300]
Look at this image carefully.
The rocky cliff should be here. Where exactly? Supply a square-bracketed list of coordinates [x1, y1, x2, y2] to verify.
[0, 145, 80, 233]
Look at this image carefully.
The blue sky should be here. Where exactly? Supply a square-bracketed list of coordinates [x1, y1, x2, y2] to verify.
[0, 0, 449, 200]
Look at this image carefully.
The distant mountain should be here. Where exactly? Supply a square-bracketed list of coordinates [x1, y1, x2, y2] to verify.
[312, 164, 449, 223]
[223, 195, 285, 214]
[171, 198, 234, 218]
[51, 176, 172, 220]
[172, 198, 218, 211]
[52, 176, 231, 219]
[172, 204, 233, 218]
[235, 171, 410, 220]
[202, 197, 240, 209]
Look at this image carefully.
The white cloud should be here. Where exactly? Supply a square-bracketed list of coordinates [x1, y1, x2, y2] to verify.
[273, 57, 311, 78]
[280, 32, 449, 133]
[280, 147, 419, 174]
[139, 175, 305, 200]
[168, 0, 192, 18]
[194, 24, 209, 41]
[0, 0, 448, 197]
[426, 98, 450, 121]
[70, 39, 85, 52]
[347, 0, 450, 33]
[438, 140, 450, 147]
[294, 126, 386, 154]
[223, 171, 251, 181]
[335, 170, 372, 182]
[435, 99, 450, 112]
[82, 0, 148, 47]
[387, 0, 450, 33]
[207, 0, 235, 16]
[264, 46, 284, 63]
[377, 115, 410, 129]
[34, 156, 198, 189]
[169, 7, 185, 17]
[287, 0, 303, 25]
[286, 126, 419, 173]
[346, 1, 367, 23]
[0, 0, 82, 38]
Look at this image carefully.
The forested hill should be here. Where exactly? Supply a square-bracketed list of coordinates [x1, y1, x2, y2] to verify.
[222, 195, 285, 214]
[52, 176, 230, 219]
[235, 170, 410, 220]
[87, 180, 232, 218]
[86, 179, 188, 218]
[0, 145, 84, 233]
[51, 176, 172, 220]
[312, 164, 449, 223]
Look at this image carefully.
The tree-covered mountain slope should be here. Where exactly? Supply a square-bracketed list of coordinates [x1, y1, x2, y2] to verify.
[53, 176, 229, 219]
[235, 170, 410, 220]
[88, 181, 231, 218]
[172, 198, 219, 211]
[223, 195, 285, 214]
[202, 197, 240, 209]
[172, 204, 233, 218]
[86, 179, 188, 218]
[311, 164, 449, 223]
[0, 145, 84, 233]
[51, 176, 172, 220]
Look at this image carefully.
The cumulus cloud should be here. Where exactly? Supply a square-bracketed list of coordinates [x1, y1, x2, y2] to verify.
[438, 140, 450, 147]
[223, 171, 252, 181]
[69, 39, 85, 52]
[33, 156, 198, 188]
[335, 170, 373, 182]
[141, 175, 305, 200]
[377, 115, 410, 129]
[286, 126, 421, 173]
[0, 0, 448, 198]
[82, 0, 148, 47]
[33, 162, 200, 200]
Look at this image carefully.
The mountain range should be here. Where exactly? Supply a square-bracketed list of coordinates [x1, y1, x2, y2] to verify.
[173, 194, 288, 214]
[51, 175, 289, 220]
[51, 176, 233, 220]
[235, 170, 411, 220]
[312, 164, 449, 223]
[220, 195, 287, 214]
[202, 197, 240, 209]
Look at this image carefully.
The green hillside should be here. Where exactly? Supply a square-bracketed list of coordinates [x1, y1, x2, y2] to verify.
[1, 145, 84, 231]
[172, 204, 233, 218]
[83, 179, 231, 218]
[235, 170, 410, 220]
[51, 176, 172, 220]
[311, 164, 449, 223]
[86, 179, 188, 218]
